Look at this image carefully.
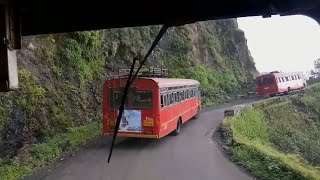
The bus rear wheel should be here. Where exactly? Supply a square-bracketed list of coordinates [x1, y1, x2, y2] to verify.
[173, 118, 182, 136]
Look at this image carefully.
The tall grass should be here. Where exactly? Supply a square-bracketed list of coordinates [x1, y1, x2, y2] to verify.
[231, 108, 268, 142]
[0, 122, 101, 180]
[223, 96, 320, 180]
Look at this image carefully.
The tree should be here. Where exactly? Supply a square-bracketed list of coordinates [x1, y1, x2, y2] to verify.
[311, 58, 320, 78]
[309, 58, 320, 84]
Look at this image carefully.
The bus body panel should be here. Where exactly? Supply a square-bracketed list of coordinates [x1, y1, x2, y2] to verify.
[103, 77, 200, 139]
[256, 74, 278, 95]
[255, 72, 307, 96]
[158, 97, 200, 138]
[277, 78, 305, 92]
[103, 78, 160, 138]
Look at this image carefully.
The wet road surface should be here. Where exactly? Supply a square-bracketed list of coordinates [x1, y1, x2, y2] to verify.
[27, 101, 254, 180]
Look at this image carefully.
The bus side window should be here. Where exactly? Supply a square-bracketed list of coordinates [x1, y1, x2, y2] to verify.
[166, 94, 169, 106]
[175, 92, 179, 102]
[171, 93, 173, 104]
[171, 93, 175, 104]
[161, 95, 164, 108]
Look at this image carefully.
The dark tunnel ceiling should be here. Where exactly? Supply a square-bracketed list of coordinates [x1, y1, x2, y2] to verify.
[17, 0, 320, 36]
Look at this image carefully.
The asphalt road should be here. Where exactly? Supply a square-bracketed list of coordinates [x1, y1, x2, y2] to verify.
[27, 100, 254, 180]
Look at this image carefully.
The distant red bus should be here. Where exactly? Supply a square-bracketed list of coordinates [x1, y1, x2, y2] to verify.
[103, 76, 201, 138]
[255, 71, 307, 97]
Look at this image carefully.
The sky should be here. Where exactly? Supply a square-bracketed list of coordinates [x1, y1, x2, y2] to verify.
[237, 15, 320, 74]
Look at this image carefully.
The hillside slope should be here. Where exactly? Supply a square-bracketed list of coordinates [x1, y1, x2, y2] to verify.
[223, 85, 320, 180]
[0, 19, 257, 161]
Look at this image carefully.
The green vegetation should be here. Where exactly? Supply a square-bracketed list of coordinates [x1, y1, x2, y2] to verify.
[0, 32, 105, 179]
[62, 31, 105, 86]
[223, 85, 320, 180]
[17, 69, 47, 113]
[0, 122, 101, 180]
[0, 19, 257, 179]
[164, 22, 256, 106]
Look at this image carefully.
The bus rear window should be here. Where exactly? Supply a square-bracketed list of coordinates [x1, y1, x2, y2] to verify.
[109, 89, 128, 108]
[256, 77, 274, 85]
[133, 90, 152, 108]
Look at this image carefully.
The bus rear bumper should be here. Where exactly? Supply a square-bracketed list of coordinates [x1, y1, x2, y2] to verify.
[104, 133, 159, 138]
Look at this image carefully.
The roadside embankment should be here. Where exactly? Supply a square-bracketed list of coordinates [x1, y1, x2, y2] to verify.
[0, 123, 101, 180]
[220, 85, 320, 180]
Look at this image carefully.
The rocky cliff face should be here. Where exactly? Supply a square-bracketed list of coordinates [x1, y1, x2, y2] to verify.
[0, 19, 257, 158]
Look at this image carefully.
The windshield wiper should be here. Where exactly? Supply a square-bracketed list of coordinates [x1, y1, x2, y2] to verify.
[108, 25, 168, 163]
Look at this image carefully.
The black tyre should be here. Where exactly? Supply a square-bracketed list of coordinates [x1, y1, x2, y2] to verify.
[173, 118, 182, 136]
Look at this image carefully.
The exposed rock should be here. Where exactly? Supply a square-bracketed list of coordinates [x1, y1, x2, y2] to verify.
[0, 19, 257, 158]
[221, 126, 234, 146]
[28, 42, 35, 50]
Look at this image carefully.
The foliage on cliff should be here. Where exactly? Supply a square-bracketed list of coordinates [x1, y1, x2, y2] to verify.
[0, 19, 257, 178]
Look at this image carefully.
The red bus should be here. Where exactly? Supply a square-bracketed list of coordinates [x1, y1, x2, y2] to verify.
[103, 71, 201, 138]
[255, 71, 307, 97]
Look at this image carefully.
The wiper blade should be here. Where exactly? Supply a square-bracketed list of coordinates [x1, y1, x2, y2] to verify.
[107, 25, 168, 163]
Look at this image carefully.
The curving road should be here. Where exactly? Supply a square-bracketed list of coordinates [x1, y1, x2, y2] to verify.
[26, 101, 254, 180]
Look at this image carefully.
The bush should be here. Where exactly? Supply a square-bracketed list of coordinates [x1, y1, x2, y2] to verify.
[224, 87, 320, 179]
[63, 31, 105, 86]
[0, 123, 101, 179]
[231, 108, 269, 142]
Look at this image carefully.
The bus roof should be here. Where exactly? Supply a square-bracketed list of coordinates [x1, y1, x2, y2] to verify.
[140, 78, 200, 88]
[257, 72, 303, 78]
